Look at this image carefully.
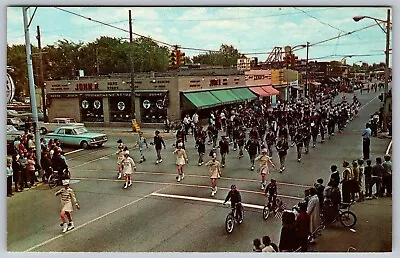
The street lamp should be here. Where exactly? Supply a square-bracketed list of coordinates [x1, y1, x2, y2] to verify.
[353, 9, 391, 132]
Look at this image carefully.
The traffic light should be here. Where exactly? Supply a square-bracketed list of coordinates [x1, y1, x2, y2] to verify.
[169, 50, 178, 68]
[290, 54, 298, 68]
[178, 51, 185, 67]
[283, 55, 289, 68]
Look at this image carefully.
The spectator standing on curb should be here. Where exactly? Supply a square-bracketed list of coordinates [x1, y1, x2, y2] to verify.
[382, 155, 392, 197]
[357, 159, 365, 202]
[341, 160, 353, 203]
[12, 154, 22, 192]
[371, 157, 384, 198]
[153, 130, 166, 164]
[279, 212, 297, 252]
[314, 178, 325, 209]
[362, 123, 372, 160]
[295, 202, 310, 252]
[328, 165, 340, 188]
[364, 160, 373, 199]
[7, 158, 13, 197]
[307, 188, 320, 243]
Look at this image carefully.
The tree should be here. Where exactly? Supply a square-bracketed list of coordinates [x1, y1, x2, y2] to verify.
[7, 44, 29, 98]
[192, 44, 242, 67]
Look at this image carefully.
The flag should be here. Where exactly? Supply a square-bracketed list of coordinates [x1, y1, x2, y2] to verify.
[274, 201, 286, 219]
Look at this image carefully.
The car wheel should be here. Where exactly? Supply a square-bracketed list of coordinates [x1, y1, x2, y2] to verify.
[80, 141, 88, 149]
[40, 127, 48, 135]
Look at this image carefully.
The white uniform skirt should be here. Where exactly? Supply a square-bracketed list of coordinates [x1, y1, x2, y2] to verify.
[176, 156, 186, 166]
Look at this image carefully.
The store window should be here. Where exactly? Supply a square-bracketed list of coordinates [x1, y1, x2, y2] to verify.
[109, 97, 132, 122]
[80, 97, 104, 122]
[140, 94, 168, 123]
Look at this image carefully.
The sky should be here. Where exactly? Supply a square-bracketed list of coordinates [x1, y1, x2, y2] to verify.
[6, 6, 392, 66]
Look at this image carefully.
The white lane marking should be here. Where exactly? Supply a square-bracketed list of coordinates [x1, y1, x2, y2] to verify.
[73, 177, 303, 200]
[151, 192, 265, 210]
[386, 140, 392, 155]
[76, 169, 312, 188]
[359, 95, 378, 111]
[64, 149, 84, 156]
[23, 184, 170, 252]
[71, 153, 115, 169]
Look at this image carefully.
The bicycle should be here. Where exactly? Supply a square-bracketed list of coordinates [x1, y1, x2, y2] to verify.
[48, 168, 71, 188]
[321, 202, 357, 228]
[263, 197, 284, 220]
[224, 202, 244, 233]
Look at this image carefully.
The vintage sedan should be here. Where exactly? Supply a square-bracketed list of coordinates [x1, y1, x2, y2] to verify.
[38, 117, 84, 134]
[44, 126, 108, 149]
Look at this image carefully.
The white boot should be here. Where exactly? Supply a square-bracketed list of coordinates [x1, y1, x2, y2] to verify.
[123, 182, 128, 189]
[128, 181, 132, 187]
[62, 223, 68, 233]
[181, 173, 185, 180]
[67, 222, 75, 231]
[117, 173, 122, 179]
[177, 175, 181, 182]
[211, 189, 215, 197]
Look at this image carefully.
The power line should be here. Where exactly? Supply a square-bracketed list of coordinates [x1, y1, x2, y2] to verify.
[54, 7, 176, 48]
[293, 7, 347, 34]
[133, 7, 339, 22]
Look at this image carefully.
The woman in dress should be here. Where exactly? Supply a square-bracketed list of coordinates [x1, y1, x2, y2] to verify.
[55, 179, 80, 233]
[121, 150, 136, 189]
[255, 148, 276, 190]
[173, 142, 188, 182]
[205, 152, 221, 197]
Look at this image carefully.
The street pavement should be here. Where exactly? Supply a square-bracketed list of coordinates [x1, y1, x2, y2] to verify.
[6, 88, 392, 252]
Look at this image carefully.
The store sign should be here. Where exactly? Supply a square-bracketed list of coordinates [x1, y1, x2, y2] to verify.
[143, 100, 151, 109]
[75, 83, 99, 91]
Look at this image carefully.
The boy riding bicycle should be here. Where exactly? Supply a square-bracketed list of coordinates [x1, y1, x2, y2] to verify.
[265, 179, 278, 210]
[223, 184, 242, 219]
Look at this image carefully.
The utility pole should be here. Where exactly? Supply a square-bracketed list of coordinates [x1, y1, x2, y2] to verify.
[129, 10, 136, 120]
[36, 25, 48, 122]
[382, 9, 390, 132]
[23, 7, 41, 164]
[305, 42, 309, 98]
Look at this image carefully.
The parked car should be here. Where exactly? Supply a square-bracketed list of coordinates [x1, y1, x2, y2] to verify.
[7, 117, 25, 130]
[38, 118, 84, 134]
[6, 125, 24, 144]
[44, 126, 107, 149]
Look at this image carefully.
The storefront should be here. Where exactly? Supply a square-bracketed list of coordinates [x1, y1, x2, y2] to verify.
[135, 90, 168, 124]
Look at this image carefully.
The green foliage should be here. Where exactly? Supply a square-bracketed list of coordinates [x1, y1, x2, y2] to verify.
[7, 36, 172, 96]
[192, 44, 242, 66]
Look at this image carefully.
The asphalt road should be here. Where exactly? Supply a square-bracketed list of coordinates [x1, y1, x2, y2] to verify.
[7, 88, 392, 252]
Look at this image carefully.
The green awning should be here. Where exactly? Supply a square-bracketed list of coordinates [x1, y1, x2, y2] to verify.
[183, 91, 221, 109]
[230, 87, 257, 101]
[210, 89, 242, 105]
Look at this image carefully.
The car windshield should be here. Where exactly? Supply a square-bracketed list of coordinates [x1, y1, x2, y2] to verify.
[74, 127, 88, 134]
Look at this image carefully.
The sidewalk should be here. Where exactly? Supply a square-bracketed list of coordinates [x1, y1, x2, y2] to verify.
[316, 197, 392, 252]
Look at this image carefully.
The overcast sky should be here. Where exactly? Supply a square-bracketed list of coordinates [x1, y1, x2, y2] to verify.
[7, 6, 392, 65]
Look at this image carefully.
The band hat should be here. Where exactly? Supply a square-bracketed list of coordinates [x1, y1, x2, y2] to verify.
[62, 180, 70, 186]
